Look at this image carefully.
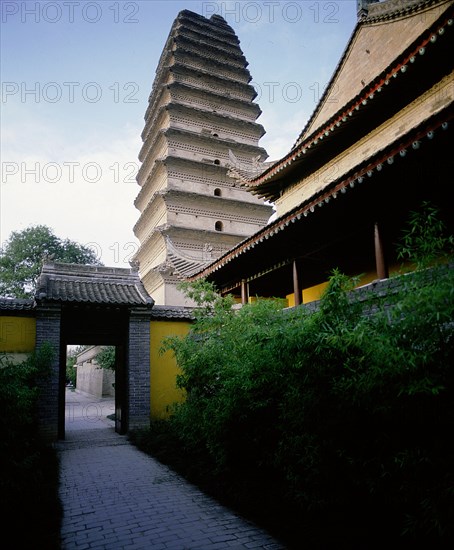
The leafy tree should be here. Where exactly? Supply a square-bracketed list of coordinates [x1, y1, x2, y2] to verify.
[397, 200, 454, 269]
[66, 354, 77, 386]
[66, 345, 88, 386]
[0, 225, 101, 298]
[96, 346, 116, 371]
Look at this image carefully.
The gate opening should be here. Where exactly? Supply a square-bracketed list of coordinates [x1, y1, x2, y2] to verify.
[64, 345, 117, 436]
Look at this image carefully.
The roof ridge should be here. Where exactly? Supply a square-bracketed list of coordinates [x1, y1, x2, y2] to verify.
[365, 0, 447, 22]
[0, 297, 36, 310]
[240, 3, 453, 190]
[294, 0, 450, 150]
[35, 263, 154, 306]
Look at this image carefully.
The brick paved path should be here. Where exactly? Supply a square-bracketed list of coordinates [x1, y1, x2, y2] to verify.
[57, 390, 286, 549]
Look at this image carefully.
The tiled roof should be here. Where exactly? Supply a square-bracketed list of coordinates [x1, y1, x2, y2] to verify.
[236, 0, 452, 194]
[0, 298, 35, 311]
[150, 305, 195, 320]
[166, 236, 212, 277]
[35, 262, 154, 307]
[191, 112, 452, 281]
[365, 0, 442, 22]
[43, 279, 150, 305]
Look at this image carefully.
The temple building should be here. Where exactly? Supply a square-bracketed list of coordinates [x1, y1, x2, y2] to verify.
[190, 0, 454, 305]
[133, 10, 273, 305]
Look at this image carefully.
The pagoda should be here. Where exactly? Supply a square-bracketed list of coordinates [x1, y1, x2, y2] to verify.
[133, 10, 273, 305]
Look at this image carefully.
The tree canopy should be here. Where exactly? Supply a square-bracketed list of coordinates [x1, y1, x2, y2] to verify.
[0, 225, 101, 298]
[96, 346, 116, 371]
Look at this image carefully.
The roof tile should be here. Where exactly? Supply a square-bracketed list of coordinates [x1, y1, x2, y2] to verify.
[36, 262, 154, 307]
[150, 305, 195, 320]
[0, 298, 35, 311]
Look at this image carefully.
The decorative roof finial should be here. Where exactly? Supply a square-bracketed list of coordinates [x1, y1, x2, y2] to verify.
[357, 0, 380, 18]
[129, 259, 140, 272]
[42, 253, 55, 264]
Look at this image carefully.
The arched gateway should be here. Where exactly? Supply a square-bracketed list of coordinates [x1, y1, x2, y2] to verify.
[34, 262, 155, 440]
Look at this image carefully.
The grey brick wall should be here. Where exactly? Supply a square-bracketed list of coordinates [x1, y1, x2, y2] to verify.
[35, 304, 62, 441]
[128, 308, 151, 431]
[301, 263, 453, 316]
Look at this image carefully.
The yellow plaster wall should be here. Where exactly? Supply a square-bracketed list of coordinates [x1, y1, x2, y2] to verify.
[301, 269, 398, 304]
[0, 316, 36, 353]
[149, 320, 191, 419]
[303, 282, 329, 304]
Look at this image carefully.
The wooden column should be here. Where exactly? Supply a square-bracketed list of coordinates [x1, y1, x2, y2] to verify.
[241, 279, 248, 305]
[374, 222, 389, 280]
[293, 259, 302, 306]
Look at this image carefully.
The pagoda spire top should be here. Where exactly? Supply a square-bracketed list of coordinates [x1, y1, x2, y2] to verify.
[133, 8, 272, 305]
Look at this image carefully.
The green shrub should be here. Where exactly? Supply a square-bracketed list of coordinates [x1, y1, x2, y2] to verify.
[157, 204, 454, 547]
[161, 267, 453, 546]
[0, 343, 61, 548]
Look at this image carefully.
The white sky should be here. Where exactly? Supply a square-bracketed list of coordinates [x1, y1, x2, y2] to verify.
[1, 0, 357, 266]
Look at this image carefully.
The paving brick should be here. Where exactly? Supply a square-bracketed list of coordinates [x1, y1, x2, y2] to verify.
[210, 533, 240, 543]
[59, 391, 285, 550]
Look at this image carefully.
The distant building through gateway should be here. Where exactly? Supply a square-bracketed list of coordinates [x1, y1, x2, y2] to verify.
[74, 345, 115, 399]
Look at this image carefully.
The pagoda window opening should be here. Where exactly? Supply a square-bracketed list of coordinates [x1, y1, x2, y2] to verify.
[214, 188, 222, 197]
[215, 221, 223, 232]
[213, 159, 221, 165]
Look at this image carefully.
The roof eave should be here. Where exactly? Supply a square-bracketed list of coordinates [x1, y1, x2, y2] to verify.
[242, 4, 453, 197]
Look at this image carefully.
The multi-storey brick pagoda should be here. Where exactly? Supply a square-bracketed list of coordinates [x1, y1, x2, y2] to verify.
[134, 10, 272, 305]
